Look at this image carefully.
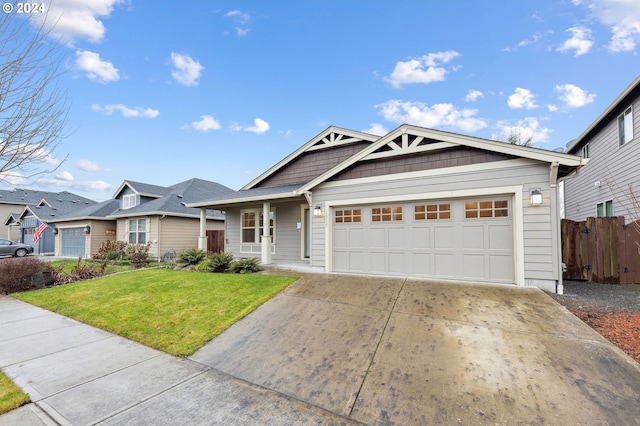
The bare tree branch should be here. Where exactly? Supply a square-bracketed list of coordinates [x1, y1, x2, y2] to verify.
[0, 8, 69, 184]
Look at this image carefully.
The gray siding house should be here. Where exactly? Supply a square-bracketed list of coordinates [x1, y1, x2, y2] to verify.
[189, 124, 586, 293]
[51, 178, 235, 259]
[563, 74, 640, 222]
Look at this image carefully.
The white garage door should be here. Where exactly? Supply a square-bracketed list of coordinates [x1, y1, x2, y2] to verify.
[332, 198, 514, 283]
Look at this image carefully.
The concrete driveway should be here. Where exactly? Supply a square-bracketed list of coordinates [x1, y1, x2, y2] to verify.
[191, 273, 640, 425]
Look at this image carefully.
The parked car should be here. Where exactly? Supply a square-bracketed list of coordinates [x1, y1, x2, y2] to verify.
[0, 239, 34, 257]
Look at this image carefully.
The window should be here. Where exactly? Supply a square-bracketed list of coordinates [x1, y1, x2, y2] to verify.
[241, 210, 275, 244]
[596, 200, 614, 217]
[618, 106, 634, 146]
[335, 209, 361, 223]
[372, 206, 403, 222]
[122, 194, 137, 210]
[582, 143, 590, 159]
[128, 218, 147, 244]
[415, 203, 451, 220]
[465, 200, 509, 219]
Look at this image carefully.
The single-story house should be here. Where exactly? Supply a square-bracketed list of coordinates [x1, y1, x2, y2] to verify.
[188, 124, 587, 292]
[51, 178, 235, 259]
[3, 193, 96, 254]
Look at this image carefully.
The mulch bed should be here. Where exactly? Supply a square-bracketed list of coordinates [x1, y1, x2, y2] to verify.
[572, 310, 640, 363]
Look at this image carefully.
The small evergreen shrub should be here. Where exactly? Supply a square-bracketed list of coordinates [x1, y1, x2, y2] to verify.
[207, 252, 234, 273]
[196, 259, 211, 272]
[0, 257, 54, 294]
[177, 248, 207, 268]
[228, 257, 262, 274]
[126, 243, 151, 268]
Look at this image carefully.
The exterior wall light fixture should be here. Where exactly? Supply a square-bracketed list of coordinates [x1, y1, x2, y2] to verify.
[530, 189, 543, 206]
[313, 205, 323, 216]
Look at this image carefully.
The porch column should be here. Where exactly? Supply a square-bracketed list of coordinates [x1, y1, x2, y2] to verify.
[261, 201, 271, 264]
[198, 208, 207, 251]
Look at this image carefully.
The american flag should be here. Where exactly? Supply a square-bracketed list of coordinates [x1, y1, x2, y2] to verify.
[33, 220, 48, 243]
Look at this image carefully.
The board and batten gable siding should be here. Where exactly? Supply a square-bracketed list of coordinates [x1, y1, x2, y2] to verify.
[329, 147, 516, 181]
[312, 159, 559, 288]
[224, 199, 306, 262]
[564, 94, 640, 221]
[254, 142, 371, 188]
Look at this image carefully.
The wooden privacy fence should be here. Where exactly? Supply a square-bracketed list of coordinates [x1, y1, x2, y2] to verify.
[206, 230, 224, 253]
[561, 217, 640, 284]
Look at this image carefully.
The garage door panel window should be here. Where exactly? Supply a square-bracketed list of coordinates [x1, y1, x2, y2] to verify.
[372, 206, 402, 222]
[465, 200, 509, 219]
[335, 209, 361, 223]
[415, 204, 450, 220]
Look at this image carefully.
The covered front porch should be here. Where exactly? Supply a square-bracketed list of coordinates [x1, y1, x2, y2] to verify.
[188, 185, 319, 267]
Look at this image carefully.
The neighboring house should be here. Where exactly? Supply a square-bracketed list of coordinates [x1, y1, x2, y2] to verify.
[1, 190, 96, 254]
[51, 178, 234, 259]
[563, 74, 640, 222]
[188, 124, 586, 292]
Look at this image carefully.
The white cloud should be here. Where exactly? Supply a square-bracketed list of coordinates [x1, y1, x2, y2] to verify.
[226, 10, 250, 24]
[493, 117, 552, 144]
[0, 172, 28, 186]
[91, 104, 160, 118]
[55, 171, 74, 181]
[170, 52, 204, 86]
[579, 0, 640, 52]
[507, 88, 538, 109]
[245, 118, 270, 134]
[548, 104, 559, 112]
[189, 115, 221, 132]
[385, 51, 461, 88]
[376, 100, 487, 132]
[36, 176, 114, 192]
[32, 0, 124, 45]
[363, 123, 388, 136]
[75, 50, 119, 83]
[555, 83, 596, 108]
[76, 159, 111, 172]
[557, 27, 594, 56]
[465, 90, 484, 102]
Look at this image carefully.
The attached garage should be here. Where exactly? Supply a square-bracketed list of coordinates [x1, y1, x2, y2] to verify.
[61, 228, 86, 257]
[332, 198, 514, 283]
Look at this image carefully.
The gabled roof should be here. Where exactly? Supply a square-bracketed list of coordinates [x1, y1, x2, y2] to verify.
[14, 195, 96, 223]
[107, 178, 233, 219]
[51, 199, 121, 223]
[566, 74, 640, 154]
[0, 188, 94, 206]
[297, 124, 587, 193]
[112, 180, 172, 199]
[187, 184, 302, 208]
[3, 213, 20, 226]
[241, 126, 379, 190]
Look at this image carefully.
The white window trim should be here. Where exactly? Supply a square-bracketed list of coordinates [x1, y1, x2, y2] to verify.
[240, 208, 276, 254]
[122, 194, 137, 210]
[127, 217, 149, 244]
[596, 200, 614, 217]
[619, 105, 634, 146]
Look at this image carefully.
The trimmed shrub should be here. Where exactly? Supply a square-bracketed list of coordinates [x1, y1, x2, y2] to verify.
[207, 252, 234, 273]
[126, 243, 151, 268]
[94, 240, 128, 260]
[0, 257, 54, 294]
[177, 248, 207, 268]
[228, 257, 262, 274]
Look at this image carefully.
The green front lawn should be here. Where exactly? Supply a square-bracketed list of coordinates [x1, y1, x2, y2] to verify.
[0, 370, 30, 415]
[13, 269, 297, 357]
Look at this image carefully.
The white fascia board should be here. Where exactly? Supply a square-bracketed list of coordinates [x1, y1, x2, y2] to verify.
[241, 126, 378, 190]
[566, 74, 640, 152]
[186, 191, 300, 209]
[106, 211, 205, 220]
[50, 216, 113, 223]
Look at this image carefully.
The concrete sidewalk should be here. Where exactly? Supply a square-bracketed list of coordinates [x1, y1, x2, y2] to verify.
[0, 296, 359, 425]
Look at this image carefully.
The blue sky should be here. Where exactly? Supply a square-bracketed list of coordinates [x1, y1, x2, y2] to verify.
[3, 0, 640, 201]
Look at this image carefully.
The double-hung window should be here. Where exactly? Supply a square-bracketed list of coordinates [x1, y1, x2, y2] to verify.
[618, 106, 634, 146]
[128, 218, 147, 244]
[240, 209, 275, 253]
[122, 194, 137, 209]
